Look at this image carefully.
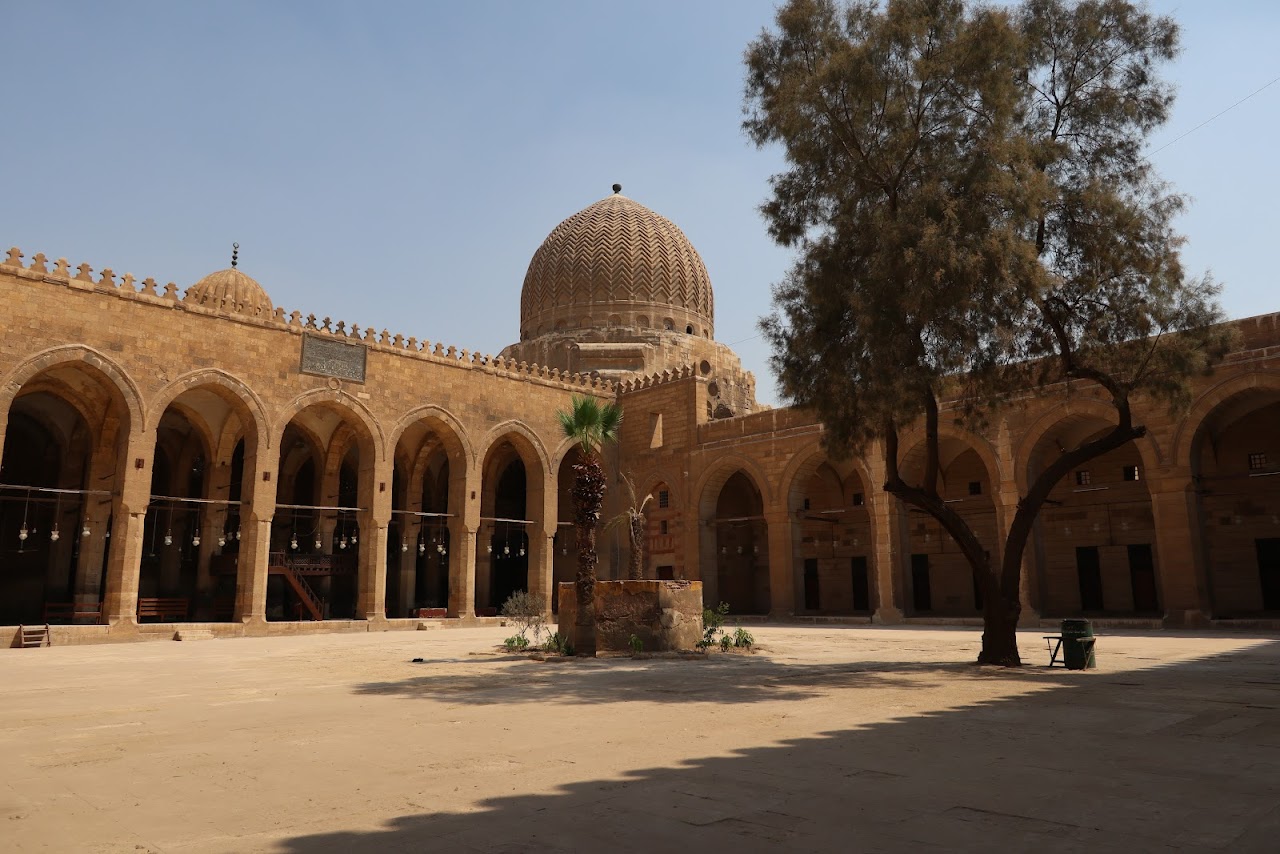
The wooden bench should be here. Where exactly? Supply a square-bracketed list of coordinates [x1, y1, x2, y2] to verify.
[1044, 634, 1097, 668]
[137, 597, 190, 622]
[43, 601, 104, 624]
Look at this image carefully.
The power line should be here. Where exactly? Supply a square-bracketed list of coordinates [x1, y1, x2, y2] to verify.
[1149, 73, 1280, 157]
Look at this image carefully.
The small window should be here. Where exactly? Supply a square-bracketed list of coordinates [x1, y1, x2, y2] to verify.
[1249, 452, 1268, 471]
[968, 481, 982, 496]
[659, 520, 668, 535]
[1075, 470, 1091, 486]
[803, 498, 811, 510]
[1122, 465, 1140, 482]
[851, 492, 864, 506]
[685, 325, 694, 334]
[658, 490, 670, 509]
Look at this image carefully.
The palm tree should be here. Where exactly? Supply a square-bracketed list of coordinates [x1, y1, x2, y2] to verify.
[556, 395, 622, 656]
[605, 473, 652, 581]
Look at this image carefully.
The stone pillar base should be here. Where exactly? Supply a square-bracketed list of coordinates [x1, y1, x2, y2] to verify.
[1017, 608, 1042, 628]
[557, 580, 703, 652]
[872, 606, 903, 625]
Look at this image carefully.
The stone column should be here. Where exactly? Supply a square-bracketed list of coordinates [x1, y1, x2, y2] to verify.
[765, 510, 796, 617]
[866, 449, 903, 623]
[103, 431, 155, 625]
[72, 443, 116, 610]
[1149, 473, 1210, 626]
[530, 529, 556, 617]
[449, 522, 478, 619]
[234, 449, 276, 625]
[356, 457, 393, 622]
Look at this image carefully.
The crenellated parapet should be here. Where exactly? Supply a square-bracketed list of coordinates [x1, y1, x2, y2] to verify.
[2, 246, 612, 395]
[616, 364, 697, 395]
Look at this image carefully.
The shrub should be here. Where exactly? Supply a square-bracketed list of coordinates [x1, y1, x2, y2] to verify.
[696, 602, 732, 651]
[628, 634, 644, 654]
[543, 631, 573, 656]
[732, 627, 754, 649]
[719, 634, 733, 651]
[501, 591, 547, 644]
[503, 635, 530, 652]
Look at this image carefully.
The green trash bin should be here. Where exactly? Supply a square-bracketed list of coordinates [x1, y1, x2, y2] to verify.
[1061, 619, 1096, 670]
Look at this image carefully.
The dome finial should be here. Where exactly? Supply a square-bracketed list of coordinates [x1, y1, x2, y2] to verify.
[612, 183, 622, 194]
[231, 242, 239, 269]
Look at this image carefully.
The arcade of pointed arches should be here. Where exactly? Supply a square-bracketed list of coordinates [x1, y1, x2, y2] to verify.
[2, 354, 1279, 632]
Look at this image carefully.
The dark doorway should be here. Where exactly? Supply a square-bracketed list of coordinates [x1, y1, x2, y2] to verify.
[1076, 546, 1104, 612]
[850, 556, 870, 612]
[656, 565, 674, 581]
[490, 530, 528, 610]
[911, 554, 931, 612]
[803, 558, 820, 610]
[1258, 538, 1280, 610]
[1127, 544, 1159, 613]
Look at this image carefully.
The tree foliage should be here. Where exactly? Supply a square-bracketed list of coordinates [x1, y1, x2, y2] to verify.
[746, 0, 1231, 665]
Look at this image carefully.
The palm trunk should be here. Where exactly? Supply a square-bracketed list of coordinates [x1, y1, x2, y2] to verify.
[571, 453, 606, 657]
[628, 514, 644, 580]
[574, 522, 597, 656]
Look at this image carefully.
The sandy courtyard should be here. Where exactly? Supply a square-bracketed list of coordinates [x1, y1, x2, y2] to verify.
[2, 624, 1278, 852]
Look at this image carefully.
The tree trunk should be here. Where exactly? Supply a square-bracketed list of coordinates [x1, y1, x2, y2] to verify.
[978, 573, 1022, 666]
[628, 514, 644, 580]
[574, 522, 597, 656]
[571, 454, 606, 657]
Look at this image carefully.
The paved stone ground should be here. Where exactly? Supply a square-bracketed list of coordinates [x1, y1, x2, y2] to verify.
[2, 624, 1278, 852]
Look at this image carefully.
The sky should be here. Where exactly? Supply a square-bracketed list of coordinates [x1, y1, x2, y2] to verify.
[3, 1, 1277, 408]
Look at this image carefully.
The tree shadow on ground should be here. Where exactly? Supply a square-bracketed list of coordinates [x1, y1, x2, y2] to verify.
[354, 651, 1075, 707]
[297, 640, 1280, 852]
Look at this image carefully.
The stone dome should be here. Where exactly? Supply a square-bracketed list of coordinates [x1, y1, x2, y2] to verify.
[519, 188, 714, 340]
[185, 266, 273, 317]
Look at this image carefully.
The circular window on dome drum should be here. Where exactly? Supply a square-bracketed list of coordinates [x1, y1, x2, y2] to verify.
[699, 360, 711, 376]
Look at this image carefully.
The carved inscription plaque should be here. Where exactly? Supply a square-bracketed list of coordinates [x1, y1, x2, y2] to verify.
[300, 334, 366, 383]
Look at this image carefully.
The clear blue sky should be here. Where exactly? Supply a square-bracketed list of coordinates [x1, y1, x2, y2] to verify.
[3, 1, 1276, 407]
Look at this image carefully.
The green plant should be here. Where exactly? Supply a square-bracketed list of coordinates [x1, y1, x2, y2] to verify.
[503, 634, 530, 652]
[501, 591, 546, 644]
[719, 634, 733, 651]
[543, 631, 573, 656]
[696, 602, 731, 651]
[628, 634, 643, 654]
[732, 627, 755, 649]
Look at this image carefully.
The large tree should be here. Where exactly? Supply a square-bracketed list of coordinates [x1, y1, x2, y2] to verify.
[747, 0, 1229, 665]
[557, 395, 622, 657]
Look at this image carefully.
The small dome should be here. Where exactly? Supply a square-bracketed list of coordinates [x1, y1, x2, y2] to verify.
[519, 189, 713, 339]
[186, 267, 273, 317]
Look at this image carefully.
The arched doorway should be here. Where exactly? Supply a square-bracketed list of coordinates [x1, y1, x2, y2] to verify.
[0, 361, 132, 625]
[712, 471, 769, 616]
[271, 404, 376, 621]
[793, 461, 874, 615]
[1026, 418, 1159, 617]
[899, 439, 997, 617]
[1192, 394, 1280, 615]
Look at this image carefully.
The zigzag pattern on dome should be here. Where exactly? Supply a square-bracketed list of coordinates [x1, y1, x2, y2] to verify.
[520, 193, 714, 334]
[2, 246, 613, 396]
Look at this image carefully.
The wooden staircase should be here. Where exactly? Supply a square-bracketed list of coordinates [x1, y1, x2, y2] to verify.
[271, 563, 325, 621]
[17, 624, 50, 648]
